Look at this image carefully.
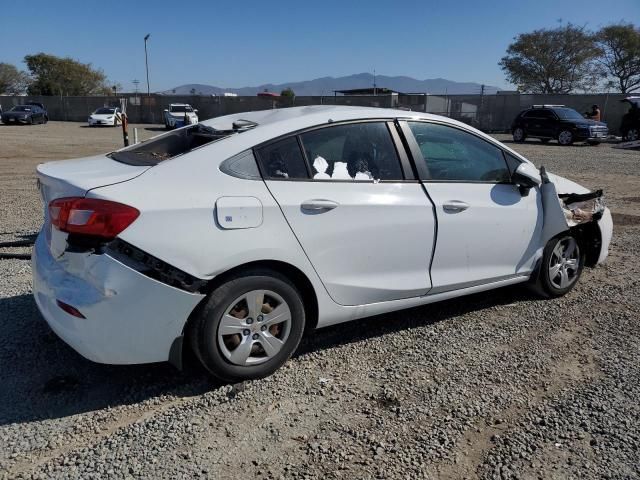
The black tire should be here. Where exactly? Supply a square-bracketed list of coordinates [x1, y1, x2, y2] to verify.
[27, 117, 33, 125]
[43, 115, 48, 124]
[536, 234, 585, 298]
[189, 269, 306, 382]
[558, 129, 574, 146]
[512, 127, 526, 143]
[626, 127, 639, 142]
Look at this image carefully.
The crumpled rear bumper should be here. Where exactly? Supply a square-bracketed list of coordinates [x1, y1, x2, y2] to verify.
[32, 231, 204, 364]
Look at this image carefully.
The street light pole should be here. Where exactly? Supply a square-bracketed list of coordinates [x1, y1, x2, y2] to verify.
[144, 34, 151, 96]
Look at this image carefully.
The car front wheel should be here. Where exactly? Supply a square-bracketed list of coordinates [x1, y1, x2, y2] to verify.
[512, 127, 525, 143]
[189, 269, 306, 382]
[558, 130, 574, 145]
[538, 235, 584, 297]
[626, 127, 639, 142]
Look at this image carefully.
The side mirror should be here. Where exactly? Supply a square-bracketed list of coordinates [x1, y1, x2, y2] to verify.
[513, 163, 541, 188]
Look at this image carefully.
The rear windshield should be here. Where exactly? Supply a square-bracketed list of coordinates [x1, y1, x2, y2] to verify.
[109, 123, 254, 166]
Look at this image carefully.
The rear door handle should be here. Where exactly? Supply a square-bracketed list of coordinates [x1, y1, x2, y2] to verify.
[301, 199, 339, 212]
[443, 200, 470, 213]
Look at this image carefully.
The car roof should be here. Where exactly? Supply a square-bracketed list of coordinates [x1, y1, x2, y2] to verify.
[180, 105, 531, 167]
[201, 105, 471, 133]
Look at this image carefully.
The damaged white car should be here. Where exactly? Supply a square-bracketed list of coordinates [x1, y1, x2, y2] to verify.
[32, 106, 613, 382]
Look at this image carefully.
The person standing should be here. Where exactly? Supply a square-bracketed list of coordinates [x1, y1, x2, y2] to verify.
[586, 104, 601, 122]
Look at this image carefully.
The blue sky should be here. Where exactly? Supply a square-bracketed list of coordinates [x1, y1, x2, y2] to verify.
[2, 0, 638, 91]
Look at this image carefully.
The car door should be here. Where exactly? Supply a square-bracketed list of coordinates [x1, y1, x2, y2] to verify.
[522, 110, 543, 136]
[538, 109, 558, 138]
[257, 121, 436, 306]
[400, 121, 541, 293]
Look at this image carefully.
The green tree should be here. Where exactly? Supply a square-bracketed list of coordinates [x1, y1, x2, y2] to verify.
[499, 24, 599, 93]
[0, 63, 30, 94]
[596, 23, 640, 93]
[280, 87, 295, 98]
[24, 53, 108, 96]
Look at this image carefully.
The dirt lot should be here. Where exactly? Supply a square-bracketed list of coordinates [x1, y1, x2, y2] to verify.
[0, 122, 639, 479]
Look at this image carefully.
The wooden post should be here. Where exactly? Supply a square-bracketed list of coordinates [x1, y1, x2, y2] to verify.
[121, 113, 129, 147]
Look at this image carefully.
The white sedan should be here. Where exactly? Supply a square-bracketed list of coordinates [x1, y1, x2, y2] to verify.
[32, 106, 612, 382]
[88, 107, 122, 127]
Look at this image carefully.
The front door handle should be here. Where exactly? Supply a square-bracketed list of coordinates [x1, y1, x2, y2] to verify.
[443, 200, 470, 213]
[301, 199, 339, 212]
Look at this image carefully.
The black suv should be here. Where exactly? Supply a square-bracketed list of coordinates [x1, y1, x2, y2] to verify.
[511, 105, 608, 146]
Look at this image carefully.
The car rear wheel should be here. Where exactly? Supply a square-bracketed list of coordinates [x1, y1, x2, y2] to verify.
[189, 269, 306, 382]
[512, 127, 525, 143]
[558, 130, 574, 146]
[626, 127, 639, 142]
[538, 235, 584, 297]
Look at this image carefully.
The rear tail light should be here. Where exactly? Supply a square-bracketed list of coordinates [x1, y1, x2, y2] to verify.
[49, 197, 139, 240]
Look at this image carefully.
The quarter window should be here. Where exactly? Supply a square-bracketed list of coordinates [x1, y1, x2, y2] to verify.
[408, 122, 511, 183]
[300, 122, 404, 181]
[256, 137, 309, 179]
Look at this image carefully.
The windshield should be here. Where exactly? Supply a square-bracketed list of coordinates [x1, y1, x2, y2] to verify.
[170, 105, 193, 113]
[11, 106, 32, 112]
[95, 108, 116, 115]
[554, 108, 585, 120]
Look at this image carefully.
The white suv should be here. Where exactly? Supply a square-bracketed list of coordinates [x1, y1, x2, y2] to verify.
[32, 106, 612, 382]
[163, 103, 198, 129]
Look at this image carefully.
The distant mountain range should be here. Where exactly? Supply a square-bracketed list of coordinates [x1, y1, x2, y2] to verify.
[159, 73, 499, 96]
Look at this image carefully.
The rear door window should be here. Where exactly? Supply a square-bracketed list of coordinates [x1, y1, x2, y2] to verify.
[300, 122, 404, 181]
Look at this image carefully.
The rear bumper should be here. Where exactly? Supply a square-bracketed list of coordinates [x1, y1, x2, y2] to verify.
[32, 231, 204, 364]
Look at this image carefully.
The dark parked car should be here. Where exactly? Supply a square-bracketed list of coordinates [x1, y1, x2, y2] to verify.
[511, 105, 608, 146]
[620, 97, 639, 142]
[1, 104, 48, 125]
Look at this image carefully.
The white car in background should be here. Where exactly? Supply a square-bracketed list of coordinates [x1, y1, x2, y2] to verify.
[32, 106, 612, 382]
[88, 107, 122, 127]
[164, 103, 198, 129]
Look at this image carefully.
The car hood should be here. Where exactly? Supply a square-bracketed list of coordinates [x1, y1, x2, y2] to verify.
[572, 119, 607, 128]
[546, 172, 590, 195]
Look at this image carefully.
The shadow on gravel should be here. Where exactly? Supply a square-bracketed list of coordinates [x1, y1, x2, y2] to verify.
[0, 285, 537, 426]
[0, 293, 213, 427]
[296, 284, 537, 358]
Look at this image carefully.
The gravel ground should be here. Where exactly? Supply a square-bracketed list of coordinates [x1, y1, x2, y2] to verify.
[0, 124, 639, 479]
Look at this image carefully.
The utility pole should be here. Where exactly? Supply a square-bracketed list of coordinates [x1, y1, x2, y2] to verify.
[144, 34, 151, 96]
[373, 69, 377, 96]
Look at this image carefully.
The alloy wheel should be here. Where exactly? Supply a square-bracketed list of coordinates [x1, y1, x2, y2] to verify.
[558, 130, 573, 145]
[513, 128, 524, 142]
[217, 289, 292, 366]
[628, 128, 639, 142]
[548, 237, 580, 289]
